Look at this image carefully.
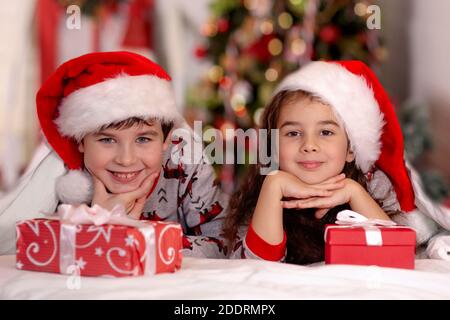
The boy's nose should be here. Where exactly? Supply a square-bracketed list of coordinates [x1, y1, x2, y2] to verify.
[115, 145, 137, 166]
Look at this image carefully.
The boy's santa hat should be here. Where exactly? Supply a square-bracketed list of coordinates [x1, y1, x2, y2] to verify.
[274, 60, 450, 244]
[37, 51, 184, 205]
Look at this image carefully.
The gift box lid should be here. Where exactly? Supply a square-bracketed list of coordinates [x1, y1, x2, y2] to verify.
[325, 225, 416, 246]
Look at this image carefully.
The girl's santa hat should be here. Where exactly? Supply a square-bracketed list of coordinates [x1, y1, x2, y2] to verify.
[37, 51, 184, 205]
[274, 60, 450, 244]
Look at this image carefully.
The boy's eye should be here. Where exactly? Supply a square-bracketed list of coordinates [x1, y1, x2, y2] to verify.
[98, 137, 115, 144]
[136, 137, 151, 143]
[320, 130, 334, 136]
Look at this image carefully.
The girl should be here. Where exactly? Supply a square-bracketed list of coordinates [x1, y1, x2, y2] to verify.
[224, 60, 444, 263]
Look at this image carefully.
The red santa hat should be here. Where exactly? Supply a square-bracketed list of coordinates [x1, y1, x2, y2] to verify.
[274, 60, 449, 243]
[37, 51, 184, 205]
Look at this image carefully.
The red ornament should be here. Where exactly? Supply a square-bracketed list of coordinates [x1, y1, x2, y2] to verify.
[244, 34, 274, 63]
[319, 25, 341, 44]
[194, 45, 208, 59]
[219, 76, 232, 90]
[217, 18, 230, 33]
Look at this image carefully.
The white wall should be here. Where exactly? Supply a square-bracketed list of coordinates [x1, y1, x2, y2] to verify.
[409, 0, 450, 183]
[380, 0, 450, 184]
[410, 0, 450, 103]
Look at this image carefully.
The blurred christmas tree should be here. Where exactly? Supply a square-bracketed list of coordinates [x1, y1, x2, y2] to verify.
[187, 0, 385, 192]
[399, 102, 449, 202]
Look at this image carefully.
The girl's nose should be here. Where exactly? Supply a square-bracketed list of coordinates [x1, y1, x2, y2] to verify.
[301, 136, 319, 153]
[115, 144, 137, 166]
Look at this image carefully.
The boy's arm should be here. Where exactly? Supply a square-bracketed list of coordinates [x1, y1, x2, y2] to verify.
[179, 159, 229, 258]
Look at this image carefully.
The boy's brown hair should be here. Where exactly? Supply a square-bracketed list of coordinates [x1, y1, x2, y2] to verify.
[98, 117, 174, 141]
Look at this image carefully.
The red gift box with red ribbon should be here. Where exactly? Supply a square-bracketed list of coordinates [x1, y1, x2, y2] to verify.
[324, 210, 416, 269]
[16, 204, 183, 277]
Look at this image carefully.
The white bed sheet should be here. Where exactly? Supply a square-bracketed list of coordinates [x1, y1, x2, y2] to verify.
[1, 255, 450, 299]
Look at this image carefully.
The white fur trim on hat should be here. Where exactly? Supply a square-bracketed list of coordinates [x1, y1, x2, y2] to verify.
[55, 170, 93, 205]
[54, 74, 182, 142]
[274, 61, 384, 173]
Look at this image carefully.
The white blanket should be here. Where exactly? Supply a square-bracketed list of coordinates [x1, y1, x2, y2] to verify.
[1, 255, 450, 299]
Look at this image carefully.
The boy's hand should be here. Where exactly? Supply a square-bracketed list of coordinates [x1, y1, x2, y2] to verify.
[91, 172, 159, 219]
[282, 178, 357, 218]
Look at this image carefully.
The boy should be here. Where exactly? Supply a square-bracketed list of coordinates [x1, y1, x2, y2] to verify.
[0, 51, 229, 258]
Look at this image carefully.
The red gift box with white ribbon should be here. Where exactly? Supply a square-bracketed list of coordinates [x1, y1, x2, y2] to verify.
[325, 210, 416, 269]
[16, 204, 183, 277]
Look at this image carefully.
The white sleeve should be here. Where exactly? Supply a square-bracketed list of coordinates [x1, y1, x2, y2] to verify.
[0, 144, 65, 254]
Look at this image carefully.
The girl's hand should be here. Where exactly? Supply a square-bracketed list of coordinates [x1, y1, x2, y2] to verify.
[250, 171, 346, 245]
[91, 172, 159, 219]
[282, 178, 357, 219]
[267, 170, 346, 201]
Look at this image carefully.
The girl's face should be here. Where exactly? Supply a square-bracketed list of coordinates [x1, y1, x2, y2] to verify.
[277, 98, 354, 184]
[78, 122, 169, 194]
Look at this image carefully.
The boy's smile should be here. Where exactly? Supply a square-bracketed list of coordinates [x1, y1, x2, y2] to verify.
[108, 169, 144, 183]
[78, 121, 170, 194]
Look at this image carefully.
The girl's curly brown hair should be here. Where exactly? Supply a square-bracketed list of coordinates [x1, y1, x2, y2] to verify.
[223, 90, 369, 265]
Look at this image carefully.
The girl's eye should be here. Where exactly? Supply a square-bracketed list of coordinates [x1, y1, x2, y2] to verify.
[320, 130, 334, 136]
[136, 137, 151, 143]
[286, 131, 302, 137]
[98, 137, 115, 144]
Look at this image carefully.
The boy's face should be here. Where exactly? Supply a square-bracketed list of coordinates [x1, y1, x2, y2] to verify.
[79, 121, 170, 194]
[277, 99, 354, 184]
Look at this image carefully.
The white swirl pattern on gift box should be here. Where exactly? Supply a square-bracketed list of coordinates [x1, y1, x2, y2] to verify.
[158, 225, 180, 265]
[106, 225, 155, 276]
[22, 220, 57, 266]
[106, 247, 140, 276]
[75, 225, 113, 248]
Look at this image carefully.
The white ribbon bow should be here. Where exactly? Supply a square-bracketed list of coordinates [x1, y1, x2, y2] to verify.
[56, 203, 144, 228]
[335, 210, 397, 226]
[326, 210, 397, 246]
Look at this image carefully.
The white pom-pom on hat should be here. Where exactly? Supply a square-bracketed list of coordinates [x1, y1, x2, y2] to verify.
[55, 170, 93, 205]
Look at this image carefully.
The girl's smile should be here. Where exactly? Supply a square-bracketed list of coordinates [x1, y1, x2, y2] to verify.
[297, 161, 324, 170]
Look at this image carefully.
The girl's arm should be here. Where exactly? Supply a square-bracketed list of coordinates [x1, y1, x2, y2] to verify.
[347, 180, 391, 220]
[251, 171, 346, 245]
[251, 173, 285, 245]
